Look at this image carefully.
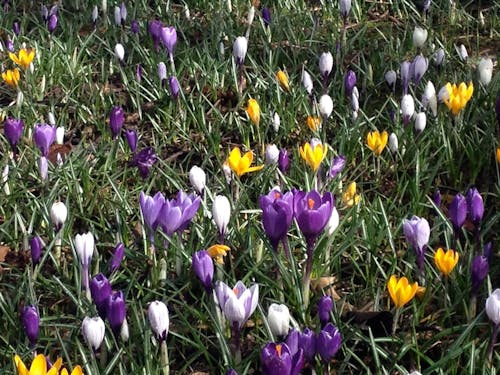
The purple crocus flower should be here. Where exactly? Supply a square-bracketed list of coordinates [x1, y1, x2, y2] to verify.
[130, 19, 140, 34]
[316, 323, 342, 362]
[294, 190, 334, 245]
[125, 129, 137, 152]
[192, 250, 214, 292]
[344, 70, 356, 97]
[33, 123, 56, 157]
[318, 295, 333, 326]
[130, 147, 157, 177]
[471, 254, 489, 296]
[259, 190, 294, 252]
[161, 26, 177, 62]
[30, 235, 43, 265]
[90, 273, 112, 318]
[107, 290, 126, 336]
[4, 117, 24, 154]
[168, 76, 180, 100]
[328, 155, 346, 178]
[6, 38, 14, 52]
[278, 149, 290, 174]
[261, 342, 305, 375]
[466, 187, 484, 225]
[139, 191, 165, 235]
[448, 193, 467, 232]
[433, 189, 441, 208]
[47, 13, 57, 33]
[110, 242, 125, 273]
[402, 215, 430, 272]
[22, 305, 40, 346]
[400, 61, 411, 95]
[109, 106, 124, 139]
[13, 20, 20, 36]
[262, 7, 271, 27]
[298, 328, 316, 363]
[148, 20, 163, 50]
[226, 369, 238, 375]
[215, 280, 259, 330]
[158, 191, 200, 237]
[411, 54, 428, 88]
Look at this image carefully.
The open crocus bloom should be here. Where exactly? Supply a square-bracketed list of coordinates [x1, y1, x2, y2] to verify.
[443, 82, 473, 116]
[215, 280, 259, 329]
[14, 354, 62, 375]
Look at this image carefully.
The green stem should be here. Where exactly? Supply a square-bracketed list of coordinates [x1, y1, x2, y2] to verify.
[161, 340, 170, 375]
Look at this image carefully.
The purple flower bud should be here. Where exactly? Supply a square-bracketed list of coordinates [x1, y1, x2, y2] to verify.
[318, 295, 333, 326]
[110, 242, 125, 273]
[130, 147, 157, 178]
[226, 369, 238, 375]
[42, 5, 48, 21]
[316, 323, 342, 362]
[125, 129, 138, 152]
[466, 187, 484, 225]
[90, 273, 112, 318]
[262, 7, 271, 26]
[484, 242, 492, 263]
[411, 54, 428, 88]
[148, 20, 163, 50]
[33, 124, 56, 157]
[30, 236, 43, 265]
[299, 328, 316, 363]
[168, 76, 180, 100]
[136, 64, 143, 82]
[131, 19, 139, 34]
[259, 190, 294, 251]
[4, 117, 24, 152]
[22, 305, 40, 346]
[328, 155, 346, 178]
[278, 148, 290, 173]
[401, 61, 411, 95]
[344, 70, 356, 97]
[109, 106, 124, 139]
[13, 20, 20, 36]
[192, 250, 214, 292]
[119, 3, 127, 25]
[471, 255, 489, 295]
[448, 193, 467, 232]
[161, 26, 177, 61]
[48, 14, 58, 33]
[38, 156, 48, 181]
[6, 38, 14, 52]
[433, 189, 441, 208]
[107, 290, 126, 336]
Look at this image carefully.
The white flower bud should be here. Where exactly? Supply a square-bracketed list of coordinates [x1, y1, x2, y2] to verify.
[385, 70, 397, 89]
[2, 165, 9, 196]
[456, 44, 468, 62]
[91, 6, 98, 23]
[319, 52, 333, 78]
[434, 48, 445, 66]
[50, 201, 68, 229]
[401, 94, 415, 123]
[438, 85, 449, 103]
[388, 133, 398, 153]
[247, 6, 255, 25]
[302, 70, 313, 95]
[39, 156, 48, 181]
[16, 91, 24, 109]
[232, 36, 248, 65]
[272, 112, 280, 132]
[212, 195, 231, 236]
[414, 112, 426, 133]
[351, 87, 359, 112]
[222, 163, 232, 184]
[48, 112, 56, 125]
[485, 289, 500, 325]
[189, 166, 206, 194]
[422, 81, 437, 117]
[267, 303, 290, 337]
[412, 26, 428, 48]
[113, 6, 121, 26]
[477, 57, 493, 86]
[82, 316, 105, 351]
[148, 301, 170, 340]
[319, 94, 334, 118]
[114, 43, 125, 61]
[120, 318, 129, 342]
[56, 126, 65, 145]
[74, 232, 94, 266]
[265, 144, 279, 165]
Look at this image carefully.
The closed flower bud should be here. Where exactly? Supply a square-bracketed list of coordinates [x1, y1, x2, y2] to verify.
[317, 323, 342, 362]
[212, 195, 231, 238]
[411, 55, 428, 87]
[109, 106, 124, 139]
[318, 295, 333, 325]
[148, 300, 170, 341]
[319, 52, 333, 79]
[339, 0, 351, 20]
[414, 112, 426, 133]
[48, 14, 57, 33]
[278, 149, 290, 173]
[113, 6, 121, 26]
[388, 133, 398, 152]
[422, 81, 437, 117]
[22, 305, 40, 346]
[107, 290, 126, 336]
[344, 70, 356, 97]
[265, 144, 280, 165]
[302, 70, 313, 95]
[400, 61, 411, 94]
[90, 273, 112, 318]
[485, 289, 500, 325]
[114, 43, 125, 61]
[82, 316, 105, 351]
[326, 206, 339, 235]
[110, 242, 125, 273]
[125, 129, 137, 152]
[56, 126, 64, 145]
[267, 303, 290, 337]
[466, 187, 484, 225]
[272, 112, 280, 133]
[434, 48, 445, 66]
[401, 94, 415, 125]
[477, 57, 493, 86]
[233, 36, 248, 66]
[50, 201, 67, 231]
[30, 235, 43, 265]
[189, 165, 206, 194]
[158, 62, 167, 83]
[471, 255, 488, 295]
[413, 26, 428, 48]
[91, 6, 98, 24]
[192, 250, 214, 292]
[319, 94, 333, 118]
[385, 70, 397, 89]
[456, 44, 468, 62]
[168, 76, 180, 100]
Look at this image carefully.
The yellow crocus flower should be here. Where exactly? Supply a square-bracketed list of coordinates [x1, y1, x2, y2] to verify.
[306, 116, 321, 131]
[366, 130, 388, 156]
[443, 81, 473, 116]
[226, 147, 264, 177]
[207, 244, 230, 264]
[2, 68, 20, 87]
[246, 98, 260, 126]
[276, 70, 290, 91]
[434, 247, 459, 276]
[61, 366, 84, 375]
[14, 354, 63, 375]
[9, 48, 35, 69]
[342, 181, 361, 207]
[299, 140, 327, 171]
[387, 275, 418, 308]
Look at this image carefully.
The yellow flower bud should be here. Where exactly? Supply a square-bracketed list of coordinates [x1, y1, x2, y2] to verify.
[387, 275, 418, 308]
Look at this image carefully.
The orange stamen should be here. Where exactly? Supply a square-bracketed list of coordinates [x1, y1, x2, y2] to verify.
[307, 198, 315, 209]
[276, 344, 282, 357]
